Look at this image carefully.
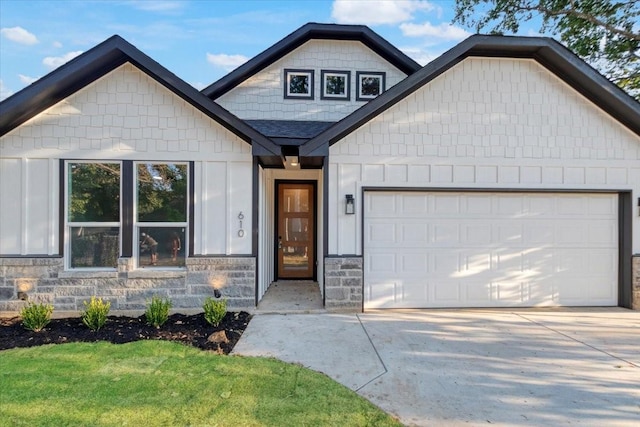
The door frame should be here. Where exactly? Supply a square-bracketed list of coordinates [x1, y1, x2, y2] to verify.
[274, 179, 318, 281]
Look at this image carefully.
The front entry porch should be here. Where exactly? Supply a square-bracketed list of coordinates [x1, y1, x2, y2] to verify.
[256, 281, 323, 313]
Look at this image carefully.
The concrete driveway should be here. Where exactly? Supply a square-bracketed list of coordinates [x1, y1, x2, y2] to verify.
[232, 308, 640, 426]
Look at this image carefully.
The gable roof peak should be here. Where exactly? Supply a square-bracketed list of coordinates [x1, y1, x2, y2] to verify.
[202, 22, 421, 99]
[299, 34, 640, 155]
[0, 34, 279, 155]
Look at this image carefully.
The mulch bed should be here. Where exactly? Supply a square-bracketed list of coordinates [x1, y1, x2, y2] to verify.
[0, 312, 252, 354]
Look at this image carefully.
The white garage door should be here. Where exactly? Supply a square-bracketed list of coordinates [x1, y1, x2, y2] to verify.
[364, 192, 618, 309]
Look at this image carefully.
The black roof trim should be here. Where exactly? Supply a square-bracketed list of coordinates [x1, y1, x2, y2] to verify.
[0, 35, 281, 156]
[202, 23, 421, 99]
[300, 35, 640, 156]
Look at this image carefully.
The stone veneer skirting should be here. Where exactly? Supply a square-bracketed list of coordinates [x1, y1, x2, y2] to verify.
[324, 256, 363, 311]
[633, 255, 640, 310]
[0, 257, 255, 314]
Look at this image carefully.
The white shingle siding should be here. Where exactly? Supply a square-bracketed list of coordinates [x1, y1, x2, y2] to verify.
[217, 40, 408, 121]
[0, 63, 252, 256]
[329, 57, 640, 255]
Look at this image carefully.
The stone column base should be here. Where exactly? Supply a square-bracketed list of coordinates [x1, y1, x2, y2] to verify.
[324, 257, 363, 312]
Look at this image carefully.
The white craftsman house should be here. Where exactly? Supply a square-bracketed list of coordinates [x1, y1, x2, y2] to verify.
[1, 23, 639, 312]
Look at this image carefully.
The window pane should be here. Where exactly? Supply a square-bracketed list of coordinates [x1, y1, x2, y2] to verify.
[137, 163, 187, 222]
[325, 75, 345, 95]
[70, 227, 119, 268]
[283, 189, 309, 213]
[361, 77, 381, 96]
[289, 74, 309, 94]
[68, 163, 120, 222]
[138, 227, 186, 268]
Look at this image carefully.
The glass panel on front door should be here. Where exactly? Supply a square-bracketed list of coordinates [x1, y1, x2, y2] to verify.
[277, 183, 314, 279]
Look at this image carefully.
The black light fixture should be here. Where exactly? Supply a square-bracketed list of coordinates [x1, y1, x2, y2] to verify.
[345, 194, 355, 215]
[638, 197, 640, 216]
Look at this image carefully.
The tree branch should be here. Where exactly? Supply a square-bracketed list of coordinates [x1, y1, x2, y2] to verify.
[520, 2, 640, 41]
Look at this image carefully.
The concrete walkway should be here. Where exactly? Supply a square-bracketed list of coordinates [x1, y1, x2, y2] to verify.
[232, 308, 640, 426]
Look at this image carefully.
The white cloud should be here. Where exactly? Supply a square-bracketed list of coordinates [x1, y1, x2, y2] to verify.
[332, 0, 434, 25]
[400, 22, 471, 41]
[42, 51, 83, 70]
[400, 47, 441, 66]
[0, 80, 13, 101]
[19, 74, 39, 85]
[1, 26, 38, 45]
[127, 1, 184, 12]
[206, 53, 249, 71]
[191, 81, 207, 91]
[52, 41, 63, 48]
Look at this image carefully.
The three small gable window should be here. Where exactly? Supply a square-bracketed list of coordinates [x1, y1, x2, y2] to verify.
[284, 69, 385, 101]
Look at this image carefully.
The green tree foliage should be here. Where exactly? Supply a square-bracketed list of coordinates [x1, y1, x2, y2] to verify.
[453, 0, 640, 99]
[137, 163, 187, 222]
[69, 163, 120, 222]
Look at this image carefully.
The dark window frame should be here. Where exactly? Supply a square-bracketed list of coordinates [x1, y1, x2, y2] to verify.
[320, 70, 351, 100]
[356, 71, 386, 101]
[284, 68, 314, 100]
[61, 159, 193, 270]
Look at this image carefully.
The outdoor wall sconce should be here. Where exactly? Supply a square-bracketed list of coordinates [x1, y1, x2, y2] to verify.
[345, 194, 355, 215]
[638, 198, 640, 216]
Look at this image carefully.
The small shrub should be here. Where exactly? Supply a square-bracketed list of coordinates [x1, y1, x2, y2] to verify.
[20, 302, 54, 332]
[82, 297, 110, 331]
[145, 296, 172, 328]
[203, 297, 227, 327]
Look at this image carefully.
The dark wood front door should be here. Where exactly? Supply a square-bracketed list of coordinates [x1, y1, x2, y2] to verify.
[276, 182, 315, 279]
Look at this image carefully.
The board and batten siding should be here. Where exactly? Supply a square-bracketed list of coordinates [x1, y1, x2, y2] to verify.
[0, 62, 253, 256]
[328, 57, 640, 256]
[216, 39, 408, 122]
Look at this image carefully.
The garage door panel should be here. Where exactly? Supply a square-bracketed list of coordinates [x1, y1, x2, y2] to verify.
[367, 193, 396, 215]
[400, 194, 428, 214]
[434, 223, 460, 244]
[464, 224, 492, 244]
[465, 195, 493, 214]
[401, 253, 428, 273]
[400, 223, 428, 243]
[434, 282, 460, 303]
[364, 191, 618, 309]
[497, 224, 522, 244]
[434, 195, 460, 214]
[497, 196, 525, 215]
[368, 253, 396, 273]
[401, 281, 429, 302]
[367, 281, 398, 308]
[557, 196, 586, 215]
[588, 223, 617, 245]
[367, 222, 396, 245]
[464, 281, 494, 304]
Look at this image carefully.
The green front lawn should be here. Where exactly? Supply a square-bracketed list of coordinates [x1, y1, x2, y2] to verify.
[0, 341, 400, 426]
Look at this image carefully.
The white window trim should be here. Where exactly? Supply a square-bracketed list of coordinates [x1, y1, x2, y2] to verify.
[64, 160, 122, 271]
[133, 162, 189, 270]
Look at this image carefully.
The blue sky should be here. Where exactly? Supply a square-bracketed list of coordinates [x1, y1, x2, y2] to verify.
[0, 0, 507, 100]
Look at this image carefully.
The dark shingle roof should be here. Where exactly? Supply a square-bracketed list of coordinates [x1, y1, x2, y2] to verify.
[246, 120, 335, 139]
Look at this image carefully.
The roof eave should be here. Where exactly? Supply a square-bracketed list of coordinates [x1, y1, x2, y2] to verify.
[0, 35, 281, 156]
[300, 35, 640, 156]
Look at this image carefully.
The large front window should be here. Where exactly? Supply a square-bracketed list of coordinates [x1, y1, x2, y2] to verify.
[65, 161, 189, 270]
